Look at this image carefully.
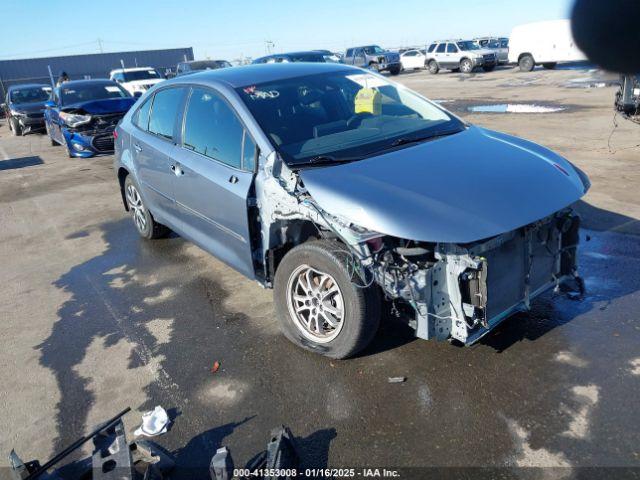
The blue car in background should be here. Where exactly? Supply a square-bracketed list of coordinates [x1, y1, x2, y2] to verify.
[44, 79, 136, 157]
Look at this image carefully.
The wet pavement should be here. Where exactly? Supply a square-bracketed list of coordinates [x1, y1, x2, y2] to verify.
[1, 66, 639, 478]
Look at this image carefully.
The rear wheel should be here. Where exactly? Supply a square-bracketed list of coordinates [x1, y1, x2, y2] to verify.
[9, 118, 22, 136]
[124, 175, 170, 240]
[274, 240, 381, 359]
[543, 62, 557, 70]
[519, 54, 535, 72]
[460, 58, 474, 73]
[428, 60, 439, 74]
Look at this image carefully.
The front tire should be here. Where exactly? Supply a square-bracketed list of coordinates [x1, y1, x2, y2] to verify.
[519, 54, 535, 72]
[368, 62, 380, 73]
[124, 176, 170, 240]
[274, 240, 381, 359]
[427, 60, 439, 74]
[9, 118, 22, 136]
[389, 66, 401, 75]
[460, 58, 474, 74]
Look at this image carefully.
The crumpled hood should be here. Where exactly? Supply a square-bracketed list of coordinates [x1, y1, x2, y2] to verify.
[62, 97, 136, 115]
[299, 126, 589, 243]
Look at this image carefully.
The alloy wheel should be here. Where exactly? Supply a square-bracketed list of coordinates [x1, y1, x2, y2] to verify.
[126, 183, 147, 233]
[286, 264, 345, 343]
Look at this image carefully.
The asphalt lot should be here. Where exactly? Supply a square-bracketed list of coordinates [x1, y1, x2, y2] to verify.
[1, 65, 639, 477]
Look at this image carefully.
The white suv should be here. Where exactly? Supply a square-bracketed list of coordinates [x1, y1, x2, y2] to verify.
[109, 67, 165, 96]
[425, 40, 497, 74]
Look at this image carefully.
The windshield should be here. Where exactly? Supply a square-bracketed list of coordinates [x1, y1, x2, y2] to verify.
[486, 39, 500, 48]
[457, 41, 480, 51]
[363, 46, 385, 55]
[60, 83, 130, 105]
[123, 70, 161, 82]
[9, 86, 50, 104]
[237, 70, 463, 166]
[289, 53, 325, 63]
[190, 60, 231, 70]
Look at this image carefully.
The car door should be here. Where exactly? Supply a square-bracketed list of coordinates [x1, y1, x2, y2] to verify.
[434, 43, 447, 66]
[446, 43, 461, 67]
[45, 88, 64, 143]
[172, 86, 257, 278]
[353, 48, 366, 68]
[132, 87, 186, 226]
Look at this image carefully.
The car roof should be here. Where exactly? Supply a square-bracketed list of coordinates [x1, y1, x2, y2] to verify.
[8, 83, 50, 91]
[164, 62, 356, 88]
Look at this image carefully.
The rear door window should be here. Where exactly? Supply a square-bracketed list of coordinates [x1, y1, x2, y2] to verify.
[183, 87, 245, 169]
[447, 43, 458, 53]
[148, 87, 185, 139]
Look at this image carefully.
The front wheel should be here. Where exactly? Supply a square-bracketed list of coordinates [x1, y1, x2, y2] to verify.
[519, 54, 535, 72]
[9, 118, 22, 136]
[427, 60, 439, 74]
[274, 240, 381, 359]
[368, 62, 380, 73]
[124, 176, 170, 240]
[389, 66, 401, 75]
[460, 58, 474, 74]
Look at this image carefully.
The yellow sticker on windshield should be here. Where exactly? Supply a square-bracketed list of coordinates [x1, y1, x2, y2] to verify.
[354, 87, 381, 115]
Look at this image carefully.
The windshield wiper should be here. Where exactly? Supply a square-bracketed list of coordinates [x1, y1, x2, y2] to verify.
[305, 154, 362, 166]
[390, 129, 462, 148]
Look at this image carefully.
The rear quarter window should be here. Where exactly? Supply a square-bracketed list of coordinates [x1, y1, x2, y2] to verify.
[148, 88, 185, 139]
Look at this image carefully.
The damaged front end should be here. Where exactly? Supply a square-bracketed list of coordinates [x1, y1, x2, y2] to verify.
[60, 108, 124, 156]
[355, 211, 582, 344]
[254, 151, 584, 346]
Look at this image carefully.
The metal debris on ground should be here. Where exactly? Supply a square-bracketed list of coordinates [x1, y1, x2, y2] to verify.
[388, 377, 407, 383]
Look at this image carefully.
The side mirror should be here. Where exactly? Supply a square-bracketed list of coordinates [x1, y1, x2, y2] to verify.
[44, 100, 56, 108]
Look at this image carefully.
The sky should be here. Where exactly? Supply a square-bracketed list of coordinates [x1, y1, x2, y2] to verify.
[0, 0, 575, 61]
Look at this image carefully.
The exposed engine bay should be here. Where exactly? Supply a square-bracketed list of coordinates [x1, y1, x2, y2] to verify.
[251, 152, 583, 345]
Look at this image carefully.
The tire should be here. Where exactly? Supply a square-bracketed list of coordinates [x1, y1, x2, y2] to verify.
[460, 58, 474, 74]
[389, 66, 401, 75]
[482, 65, 496, 72]
[519, 54, 535, 72]
[124, 175, 170, 240]
[543, 62, 557, 70]
[9, 118, 22, 136]
[274, 240, 381, 359]
[368, 62, 380, 73]
[427, 60, 439, 74]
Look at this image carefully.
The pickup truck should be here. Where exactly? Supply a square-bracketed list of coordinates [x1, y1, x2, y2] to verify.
[342, 45, 401, 75]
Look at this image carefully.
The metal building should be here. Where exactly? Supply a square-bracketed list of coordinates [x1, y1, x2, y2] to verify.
[0, 47, 193, 98]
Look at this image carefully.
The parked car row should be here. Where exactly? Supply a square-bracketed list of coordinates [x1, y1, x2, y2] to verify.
[1, 57, 236, 156]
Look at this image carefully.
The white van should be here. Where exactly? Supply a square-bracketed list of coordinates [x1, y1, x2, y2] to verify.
[508, 19, 587, 71]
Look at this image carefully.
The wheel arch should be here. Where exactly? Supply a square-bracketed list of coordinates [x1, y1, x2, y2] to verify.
[518, 52, 534, 62]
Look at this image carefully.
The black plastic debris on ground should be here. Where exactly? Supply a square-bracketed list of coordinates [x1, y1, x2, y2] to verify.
[0, 156, 44, 171]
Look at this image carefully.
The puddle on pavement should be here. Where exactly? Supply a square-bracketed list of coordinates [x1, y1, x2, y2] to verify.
[467, 104, 566, 114]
